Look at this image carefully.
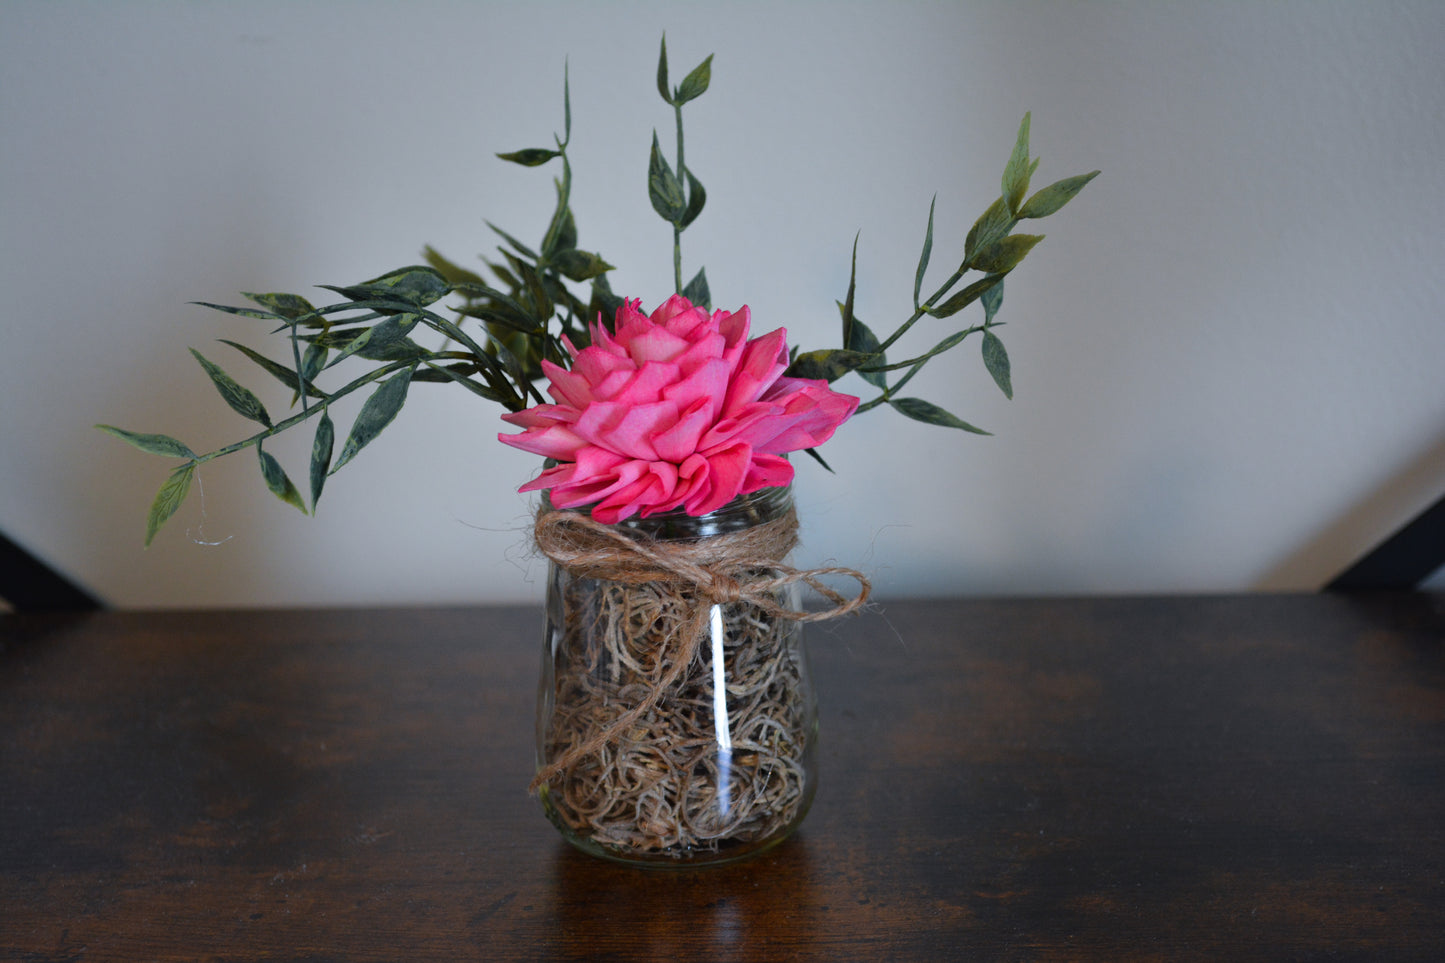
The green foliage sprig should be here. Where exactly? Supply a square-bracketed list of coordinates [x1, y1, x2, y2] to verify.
[785, 111, 1098, 439]
[99, 38, 1095, 545]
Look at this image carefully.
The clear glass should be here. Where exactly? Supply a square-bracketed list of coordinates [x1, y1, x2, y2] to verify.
[535, 485, 818, 867]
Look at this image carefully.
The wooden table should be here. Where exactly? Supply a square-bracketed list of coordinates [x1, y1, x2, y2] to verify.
[3, 595, 1442, 960]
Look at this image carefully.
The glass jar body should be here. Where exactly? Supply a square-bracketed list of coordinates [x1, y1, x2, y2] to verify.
[535, 485, 818, 867]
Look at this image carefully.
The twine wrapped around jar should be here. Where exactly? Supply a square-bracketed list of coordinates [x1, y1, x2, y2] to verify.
[530, 494, 869, 861]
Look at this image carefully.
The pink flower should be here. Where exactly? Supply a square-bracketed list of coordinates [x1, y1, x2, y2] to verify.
[499, 295, 858, 523]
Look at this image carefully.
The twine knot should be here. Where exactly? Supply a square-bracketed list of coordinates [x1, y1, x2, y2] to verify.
[707, 571, 745, 604]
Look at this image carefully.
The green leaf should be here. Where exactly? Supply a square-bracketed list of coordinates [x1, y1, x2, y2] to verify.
[258, 445, 307, 514]
[310, 408, 334, 510]
[591, 273, 626, 321]
[971, 234, 1046, 275]
[928, 273, 1004, 319]
[449, 281, 537, 330]
[845, 315, 888, 389]
[495, 148, 561, 167]
[674, 54, 713, 105]
[982, 330, 1013, 400]
[243, 291, 316, 322]
[656, 34, 672, 104]
[514, 257, 553, 325]
[801, 446, 835, 473]
[219, 340, 327, 400]
[301, 342, 328, 386]
[486, 334, 535, 397]
[551, 205, 578, 255]
[422, 245, 486, 287]
[485, 221, 539, 261]
[145, 464, 195, 547]
[190, 301, 279, 321]
[562, 61, 572, 143]
[1019, 170, 1101, 219]
[964, 195, 1014, 265]
[680, 166, 707, 229]
[551, 248, 614, 282]
[841, 233, 858, 352]
[787, 349, 870, 382]
[914, 196, 935, 310]
[189, 348, 271, 427]
[682, 267, 710, 309]
[1003, 112, 1032, 214]
[889, 397, 991, 435]
[919, 327, 973, 362]
[331, 365, 415, 473]
[95, 425, 195, 460]
[540, 153, 573, 257]
[324, 312, 422, 368]
[333, 266, 450, 308]
[416, 360, 512, 404]
[648, 132, 687, 223]
[454, 301, 540, 335]
[982, 277, 1005, 325]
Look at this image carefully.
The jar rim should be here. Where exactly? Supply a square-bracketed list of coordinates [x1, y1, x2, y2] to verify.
[542, 483, 794, 540]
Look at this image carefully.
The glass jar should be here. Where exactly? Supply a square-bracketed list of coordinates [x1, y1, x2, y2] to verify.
[534, 484, 818, 867]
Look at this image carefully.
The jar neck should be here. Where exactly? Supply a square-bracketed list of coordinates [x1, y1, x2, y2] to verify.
[544, 484, 794, 541]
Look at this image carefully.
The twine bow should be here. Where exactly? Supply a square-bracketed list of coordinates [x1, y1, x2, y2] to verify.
[528, 505, 870, 792]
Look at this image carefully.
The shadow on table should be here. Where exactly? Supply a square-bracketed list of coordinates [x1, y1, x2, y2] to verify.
[542, 832, 828, 960]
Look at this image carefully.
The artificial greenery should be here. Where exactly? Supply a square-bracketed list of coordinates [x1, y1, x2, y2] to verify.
[99, 37, 1095, 545]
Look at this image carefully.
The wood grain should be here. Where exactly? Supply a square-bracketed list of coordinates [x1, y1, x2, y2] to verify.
[3, 595, 1443, 961]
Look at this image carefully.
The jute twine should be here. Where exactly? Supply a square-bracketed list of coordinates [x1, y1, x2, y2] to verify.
[529, 503, 870, 793]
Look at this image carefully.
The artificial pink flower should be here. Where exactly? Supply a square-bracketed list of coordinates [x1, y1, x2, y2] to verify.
[499, 295, 858, 523]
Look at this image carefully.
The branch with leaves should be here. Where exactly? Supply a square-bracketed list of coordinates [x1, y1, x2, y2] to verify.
[650, 34, 713, 304]
[97, 64, 622, 545]
[785, 113, 1098, 444]
[99, 38, 1095, 545]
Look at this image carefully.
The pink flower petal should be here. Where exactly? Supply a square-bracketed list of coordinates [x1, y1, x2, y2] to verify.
[590, 400, 679, 461]
[570, 345, 631, 388]
[503, 295, 857, 522]
[496, 423, 587, 460]
[716, 306, 750, 348]
[651, 396, 715, 462]
[545, 455, 645, 508]
[662, 357, 729, 421]
[694, 404, 780, 451]
[626, 325, 691, 366]
[606, 361, 677, 407]
[672, 331, 727, 374]
[682, 442, 751, 516]
[592, 462, 680, 523]
[539, 360, 593, 410]
[753, 379, 859, 451]
[651, 294, 709, 337]
[722, 328, 788, 413]
[742, 453, 794, 492]
[500, 402, 575, 429]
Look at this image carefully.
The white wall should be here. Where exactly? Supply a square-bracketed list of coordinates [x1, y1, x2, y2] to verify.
[3, 0, 1443, 608]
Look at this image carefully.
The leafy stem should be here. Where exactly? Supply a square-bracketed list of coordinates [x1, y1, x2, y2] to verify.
[191, 360, 414, 468]
[106, 61, 621, 544]
[652, 35, 712, 306]
[790, 113, 1096, 432]
[672, 101, 685, 294]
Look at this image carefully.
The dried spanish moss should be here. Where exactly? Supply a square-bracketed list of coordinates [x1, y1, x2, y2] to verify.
[539, 575, 813, 859]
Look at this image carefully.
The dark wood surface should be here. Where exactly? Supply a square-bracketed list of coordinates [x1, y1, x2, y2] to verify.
[3, 594, 1443, 961]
